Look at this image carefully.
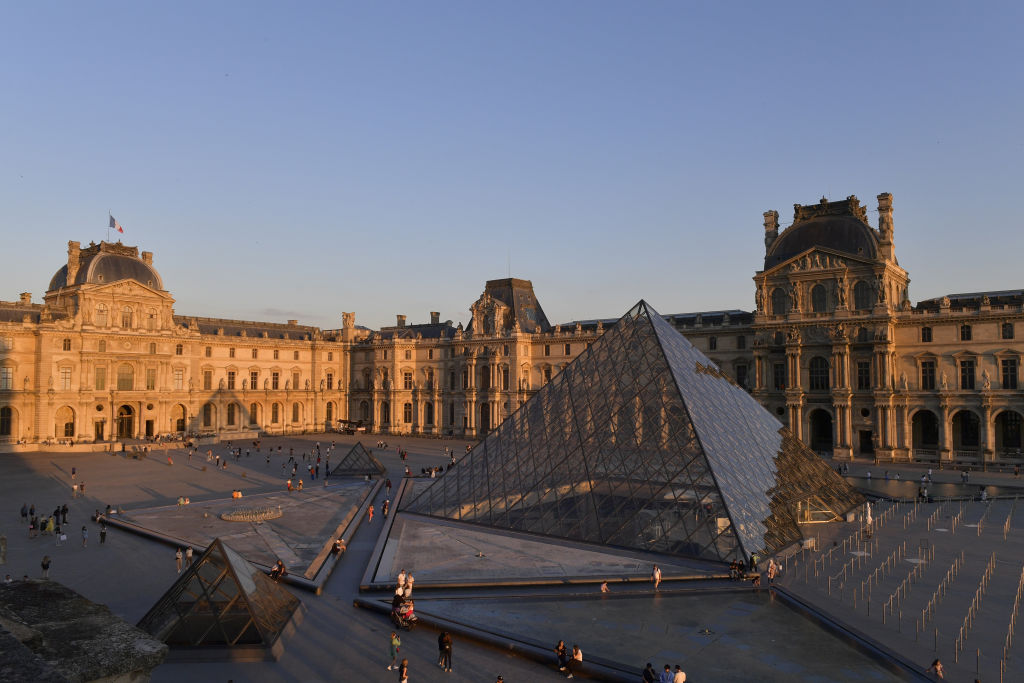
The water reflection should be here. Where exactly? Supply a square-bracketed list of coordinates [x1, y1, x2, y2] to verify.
[845, 476, 1012, 500]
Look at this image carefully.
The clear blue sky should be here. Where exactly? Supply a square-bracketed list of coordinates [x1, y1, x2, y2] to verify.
[2, 2, 1021, 330]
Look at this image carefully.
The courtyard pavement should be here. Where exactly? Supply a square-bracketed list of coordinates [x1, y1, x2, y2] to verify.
[3, 439, 1022, 681]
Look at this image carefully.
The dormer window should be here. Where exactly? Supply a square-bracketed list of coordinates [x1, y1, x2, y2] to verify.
[121, 307, 132, 328]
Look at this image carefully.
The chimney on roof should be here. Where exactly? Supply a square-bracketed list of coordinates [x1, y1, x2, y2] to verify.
[141, 251, 153, 265]
[66, 241, 81, 284]
[430, 311, 440, 325]
[763, 210, 779, 254]
[287, 319, 298, 326]
[19, 292, 31, 305]
[397, 314, 406, 327]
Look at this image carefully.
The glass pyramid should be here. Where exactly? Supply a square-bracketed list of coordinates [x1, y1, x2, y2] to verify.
[137, 538, 300, 650]
[403, 301, 863, 563]
[329, 442, 386, 478]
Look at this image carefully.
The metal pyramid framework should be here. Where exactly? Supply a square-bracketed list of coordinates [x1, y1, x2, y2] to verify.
[403, 301, 863, 563]
[329, 441, 386, 478]
[137, 538, 300, 652]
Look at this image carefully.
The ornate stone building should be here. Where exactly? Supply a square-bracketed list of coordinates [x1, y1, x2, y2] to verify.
[2, 192, 1021, 464]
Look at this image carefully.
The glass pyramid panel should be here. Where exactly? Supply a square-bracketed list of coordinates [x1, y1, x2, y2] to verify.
[328, 442, 386, 478]
[138, 538, 300, 649]
[402, 301, 863, 562]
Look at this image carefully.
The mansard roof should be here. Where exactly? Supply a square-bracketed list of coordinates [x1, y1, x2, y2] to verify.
[765, 196, 880, 271]
[48, 242, 163, 292]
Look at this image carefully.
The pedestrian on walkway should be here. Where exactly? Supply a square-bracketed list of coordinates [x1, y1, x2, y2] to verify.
[652, 564, 662, 591]
[81, 526, 88, 547]
[659, 664, 673, 683]
[397, 569, 406, 589]
[175, 548, 183, 573]
[383, 499, 390, 517]
[397, 658, 409, 683]
[438, 631, 453, 671]
[71, 467, 76, 480]
[386, 478, 392, 497]
[673, 664, 686, 682]
[41, 555, 51, 578]
[99, 524, 107, 544]
[387, 632, 401, 670]
[0, 534, 6, 564]
[61, 504, 69, 525]
[186, 546, 193, 565]
[20, 503, 28, 523]
[368, 504, 374, 523]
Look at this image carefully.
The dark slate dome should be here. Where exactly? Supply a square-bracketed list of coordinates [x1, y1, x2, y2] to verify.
[48, 245, 164, 292]
[764, 196, 879, 270]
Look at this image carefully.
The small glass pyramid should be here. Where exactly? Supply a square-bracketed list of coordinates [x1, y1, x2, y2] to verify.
[403, 301, 863, 563]
[137, 539, 300, 649]
[329, 442, 386, 478]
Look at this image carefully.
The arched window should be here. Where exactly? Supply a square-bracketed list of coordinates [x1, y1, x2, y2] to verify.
[95, 304, 108, 327]
[809, 357, 830, 391]
[771, 288, 789, 316]
[424, 402, 434, 425]
[403, 402, 413, 424]
[117, 365, 134, 391]
[380, 401, 390, 424]
[853, 281, 873, 310]
[121, 306, 133, 328]
[292, 402, 300, 423]
[1, 406, 12, 436]
[202, 403, 213, 427]
[811, 284, 828, 312]
[271, 403, 280, 423]
[226, 403, 237, 426]
[359, 401, 369, 421]
[325, 402, 334, 423]
[249, 403, 259, 425]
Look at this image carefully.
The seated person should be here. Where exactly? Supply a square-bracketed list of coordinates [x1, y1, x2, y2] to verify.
[269, 560, 288, 580]
[401, 600, 415, 620]
[333, 538, 346, 554]
[391, 592, 404, 611]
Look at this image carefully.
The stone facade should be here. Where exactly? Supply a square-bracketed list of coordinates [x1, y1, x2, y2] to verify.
[2, 193, 1021, 465]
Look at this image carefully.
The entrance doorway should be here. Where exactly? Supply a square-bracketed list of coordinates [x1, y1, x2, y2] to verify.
[145, 419, 154, 439]
[94, 421, 105, 441]
[809, 409, 833, 453]
[117, 405, 134, 439]
[859, 430, 874, 455]
[479, 403, 490, 433]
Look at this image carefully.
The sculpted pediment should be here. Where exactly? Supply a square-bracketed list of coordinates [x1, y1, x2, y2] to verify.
[87, 279, 173, 301]
[761, 248, 874, 278]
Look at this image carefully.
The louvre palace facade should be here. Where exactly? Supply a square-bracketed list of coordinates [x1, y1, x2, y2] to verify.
[1, 192, 1022, 465]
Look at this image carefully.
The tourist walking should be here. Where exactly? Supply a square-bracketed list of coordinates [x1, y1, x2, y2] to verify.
[652, 564, 662, 591]
[387, 632, 401, 670]
[20, 503, 28, 523]
[438, 630, 453, 671]
[186, 546, 193, 565]
[368, 504, 375, 523]
[99, 524, 107, 544]
[397, 658, 409, 683]
[175, 548, 183, 573]
[41, 555, 51, 579]
[81, 526, 88, 547]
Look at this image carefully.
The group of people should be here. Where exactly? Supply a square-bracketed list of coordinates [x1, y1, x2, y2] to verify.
[642, 663, 687, 682]
[554, 640, 584, 678]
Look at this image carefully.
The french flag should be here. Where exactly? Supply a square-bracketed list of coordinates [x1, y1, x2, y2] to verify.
[109, 215, 124, 233]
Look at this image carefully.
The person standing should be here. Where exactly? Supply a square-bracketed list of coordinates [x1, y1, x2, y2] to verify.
[397, 658, 409, 683]
[175, 548, 184, 573]
[99, 523, 107, 545]
[387, 632, 401, 670]
[20, 503, 28, 523]
[652, 564, 662, 591]
[62, 504, 69, 525]
[397, 569, 406, 589]
[438, 631, 453, 672]
[41, 555, 51, 579]
[659, 664, 674, 683]
[71, 467, 76, 480]
[642, 663, 658, 683]
[0, 534, 6, 564]
[673, 664, 686, 682]
[80, 525, 88, 548]
[386, 478, 392, 497]
[185, 546, 193, 566]
[368, 504, 375, 523]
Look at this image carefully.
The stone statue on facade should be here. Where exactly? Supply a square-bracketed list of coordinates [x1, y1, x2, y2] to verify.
[941, 372, 948, 390]
[982, 370, 991, 390]
[900, 372, 908, 390]
[305, 379, 310, 390]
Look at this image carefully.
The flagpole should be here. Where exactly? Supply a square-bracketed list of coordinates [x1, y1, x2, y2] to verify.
[107, 210, 111, 242]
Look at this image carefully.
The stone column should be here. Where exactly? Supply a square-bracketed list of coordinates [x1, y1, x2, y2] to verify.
[982, 398, 994, 461]
[939, 398, 952, 462]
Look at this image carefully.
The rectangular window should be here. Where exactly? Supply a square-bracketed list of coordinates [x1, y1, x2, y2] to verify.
[250, 371, 259, 389]
[118, 366, 133, 391]
[1003, 323, 1015, 340]
[564, 343, 571, 355]
[960, 359, 976, 390]
[404, 372, 413, 390]
[737, 336, 746, 350]
[403, 403, 412, 423]
[1002, 358, 1019, 390]
[328, 351, 334, 362]
[293, 350, 299, 360]
[99, 340, 106, 353]
[149, 342, 157, 355]
[175, 344, 183, 356]
[736, 364, 748, 388]
[205, 346, 212, 357]
[173, 369, 183, 391]
[961, 325, 972, 342]
[921, 327, 932, 343]
[921, 360, 936, 391]
[449, 371, 456, 390]
[60, 367, 72, 390]
[708, 336, 717, 351]
[202, 403, 212, 427]
[62, 338, 71, 351]
[773, 362, 786, 390]
[1, 367, 14, 390]
[94, 366, 106, 390]
[856, 361, 871, 390]
[462, 371, 468, 390]
[292, 372, 300, 390]
[544, 345, 550, 357]
[272, 371, 280, 390]
[146, 368, 156, 391]
[326, 372, 334, 390]
[227, 403, 236, 426]
[383, 350, 388, 360]
[203, 370, 212, 391]
[227, 371, 236, 390]
[252, 348, 258, 359]
[273, 349, 279, 360]
[272, 403, 279, 423]
[428, 349, 434, 360]
[229, 348, 236, 358]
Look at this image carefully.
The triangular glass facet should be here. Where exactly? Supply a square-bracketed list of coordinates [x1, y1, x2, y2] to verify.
[328, 442, 386, 478]
[402, 301, 863, 562]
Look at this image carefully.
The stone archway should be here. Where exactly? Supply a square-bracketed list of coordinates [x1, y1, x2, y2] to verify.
[117, 405, 135, 439]
[912, 410, 940, 452]
[952, 410, 981, 450]
[808, 409, 833, 453]
[996, 410, 1023, 455]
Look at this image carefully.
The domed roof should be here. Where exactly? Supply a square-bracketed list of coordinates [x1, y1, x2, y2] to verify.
[764, 196, 879, 270]
[47, 244, 163, 292]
